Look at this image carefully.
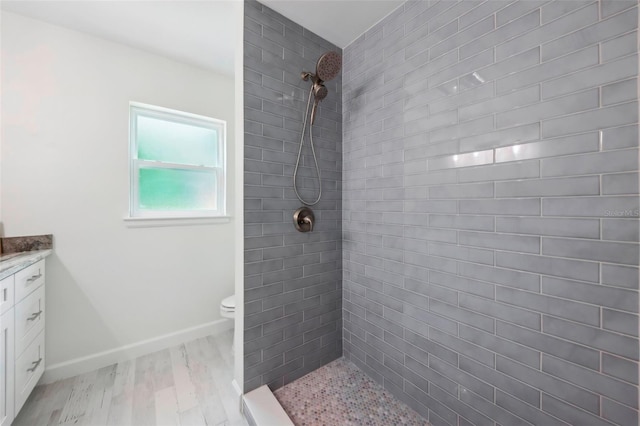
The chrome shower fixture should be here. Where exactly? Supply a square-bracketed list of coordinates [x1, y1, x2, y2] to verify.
[293, 51, 342, 207]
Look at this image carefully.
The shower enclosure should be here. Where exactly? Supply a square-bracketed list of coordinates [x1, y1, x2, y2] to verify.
[244, 0, 640, 425]
[243, 0, 343, 393]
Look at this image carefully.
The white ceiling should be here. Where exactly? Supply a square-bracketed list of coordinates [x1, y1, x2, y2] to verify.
[260, 0, 404, 48]
[0, 0, 403, 76]
[0, 0, 238, 76]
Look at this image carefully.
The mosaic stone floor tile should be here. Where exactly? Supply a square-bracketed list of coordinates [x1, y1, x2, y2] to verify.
[274, 358, 430, 426]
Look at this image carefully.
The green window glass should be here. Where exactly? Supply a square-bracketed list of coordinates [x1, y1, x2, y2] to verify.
[136, 116, 219, 167]
[129, 103, 226, 218]
[139, 167, 217, 211]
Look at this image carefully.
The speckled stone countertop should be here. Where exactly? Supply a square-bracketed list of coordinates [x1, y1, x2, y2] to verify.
[2, 234, 52, 254]
[0, 249, 52, 280]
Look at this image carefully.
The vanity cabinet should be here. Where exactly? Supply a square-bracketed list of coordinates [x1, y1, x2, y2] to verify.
[0, 256, 47, 425]
[0, 297, 15, 426]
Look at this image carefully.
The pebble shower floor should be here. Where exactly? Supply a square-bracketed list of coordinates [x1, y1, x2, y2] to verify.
[274, 358, 429, 426]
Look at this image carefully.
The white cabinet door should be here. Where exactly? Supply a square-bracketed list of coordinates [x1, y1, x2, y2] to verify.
[0, 309, 15, 426]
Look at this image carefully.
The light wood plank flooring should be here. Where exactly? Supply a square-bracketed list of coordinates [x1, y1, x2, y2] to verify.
[13, 330, 247, 426]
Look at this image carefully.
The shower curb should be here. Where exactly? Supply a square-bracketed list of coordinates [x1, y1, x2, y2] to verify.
[242, 385, 294, 426]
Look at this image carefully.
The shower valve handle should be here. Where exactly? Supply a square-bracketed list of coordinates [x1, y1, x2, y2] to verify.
[302, 216, 314, 232]
[293, 207, 315, 233]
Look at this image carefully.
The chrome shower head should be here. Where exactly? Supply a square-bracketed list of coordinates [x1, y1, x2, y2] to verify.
[316, 51, 341, 82]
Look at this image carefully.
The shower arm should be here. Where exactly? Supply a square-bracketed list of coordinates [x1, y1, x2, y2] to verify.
[301, 71, 322, 85]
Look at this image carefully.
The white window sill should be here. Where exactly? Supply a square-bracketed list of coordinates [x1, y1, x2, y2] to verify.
[124, 215, 232, 228]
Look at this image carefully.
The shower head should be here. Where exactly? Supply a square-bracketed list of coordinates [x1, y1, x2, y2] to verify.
[313, 82, 328, 101]
[310, 83, 327, 125]
[301, 51, 342, 85]
[301, 51, 341, 126]
[316, 51, 341, 82]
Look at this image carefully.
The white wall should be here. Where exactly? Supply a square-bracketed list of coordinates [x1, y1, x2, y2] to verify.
[233, 0, 245, 395]
[1, 12, 236, 374]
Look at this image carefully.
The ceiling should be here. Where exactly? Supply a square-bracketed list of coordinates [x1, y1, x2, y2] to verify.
[0, 0, 403, 76]
[0, 0, 237, 76]
[260, 0, 404, 48]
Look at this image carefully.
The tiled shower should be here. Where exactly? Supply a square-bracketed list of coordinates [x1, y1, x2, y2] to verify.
[243, 0, 343, 392]
[244, 0, 640, 425]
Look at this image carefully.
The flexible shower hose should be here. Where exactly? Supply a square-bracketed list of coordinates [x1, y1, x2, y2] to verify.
[293, 87, 322, 206]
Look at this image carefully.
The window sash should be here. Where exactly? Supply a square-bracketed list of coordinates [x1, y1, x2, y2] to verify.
[129, 103, 226, 218]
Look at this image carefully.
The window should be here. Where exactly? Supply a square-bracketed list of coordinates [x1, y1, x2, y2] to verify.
[129, 103, 226, 219]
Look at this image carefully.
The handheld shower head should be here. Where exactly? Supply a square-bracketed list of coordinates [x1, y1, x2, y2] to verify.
[312, 83, 328, 101]
[310, 83, 327, 125]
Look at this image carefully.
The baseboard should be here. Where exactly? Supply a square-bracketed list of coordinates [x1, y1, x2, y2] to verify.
[232, 379, 242, 398]
[41, 318, 233, 384]
[232, 379, 244, 419]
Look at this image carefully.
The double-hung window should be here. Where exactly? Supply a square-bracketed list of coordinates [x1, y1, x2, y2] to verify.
[129, 103, 226, 219]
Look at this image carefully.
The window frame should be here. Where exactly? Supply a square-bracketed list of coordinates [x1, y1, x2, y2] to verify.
[128, 102, 227, 220]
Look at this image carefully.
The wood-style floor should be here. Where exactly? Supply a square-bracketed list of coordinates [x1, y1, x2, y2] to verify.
[13, 330, 247, 426]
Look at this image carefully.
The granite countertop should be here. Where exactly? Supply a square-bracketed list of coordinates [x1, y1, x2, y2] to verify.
[0, 249, 53, 280]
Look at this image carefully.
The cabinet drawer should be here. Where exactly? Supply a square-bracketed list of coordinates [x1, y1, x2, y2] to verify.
[15, 285, 45, 357]
[15, 260, 45, 302]
[15, 330, 44, 415]
[0, 276, 14, 316]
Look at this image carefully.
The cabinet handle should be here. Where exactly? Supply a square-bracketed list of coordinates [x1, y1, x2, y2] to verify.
[27, 358, 42, 372]
[26, 273, 42, 283]
[27, 310, 43, 321]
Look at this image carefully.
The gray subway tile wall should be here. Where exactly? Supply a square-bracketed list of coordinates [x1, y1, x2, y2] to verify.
[243, 0, 342, 392]
[343, 2, 639, 426]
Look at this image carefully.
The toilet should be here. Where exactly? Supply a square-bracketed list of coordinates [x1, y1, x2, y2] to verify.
[220, 295, 236, 355]
[220, 295, 236, 319]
